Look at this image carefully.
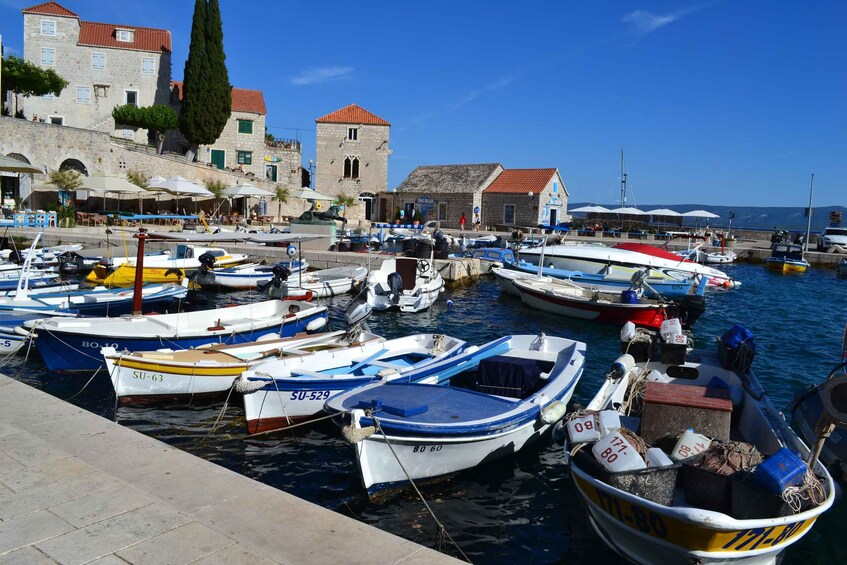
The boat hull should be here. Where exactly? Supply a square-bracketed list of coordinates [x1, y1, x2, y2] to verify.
[572, 467, 817, 564]
[29, 310, 326, 373]
[764, 258, 808, 274]
[243, 383, 370, 434]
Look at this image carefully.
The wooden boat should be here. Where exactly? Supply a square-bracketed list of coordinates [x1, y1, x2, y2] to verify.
[565, 323, 835, 564]
[267, 265, 368, 299]
[20, 298, 327, 373]
[237, 333, 467, 434]
[513, 276, 706, 330]
[102, 329, 382, 405]
[450, 247, 516, 272]
[325, 334, 586, 496]
[764, 243, 810, 274]
[520, 243, 739, 288]
[0, 311, 76, 355]
[366, 257, 444, 313]
[0, 282, 187, 317]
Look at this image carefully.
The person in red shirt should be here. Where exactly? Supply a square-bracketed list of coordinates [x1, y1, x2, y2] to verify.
[460, 212, 466, 231]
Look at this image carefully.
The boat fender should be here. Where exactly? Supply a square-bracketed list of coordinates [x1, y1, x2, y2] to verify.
[233, 377, 267, 394]
[341, 409, 376, 443]
[822, 373, 847, 426]
[610, 354, 635, 379]
[378, 368, 400, 379]
[255, 333, 279, 342]
[305, 317, 327, 332]
[540, 400, 567, 424]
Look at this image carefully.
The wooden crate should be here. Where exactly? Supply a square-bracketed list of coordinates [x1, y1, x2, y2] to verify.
[641, 382, 732, 444]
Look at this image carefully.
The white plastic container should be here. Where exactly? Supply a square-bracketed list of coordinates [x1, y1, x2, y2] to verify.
[671, 429, 711, 461]
[598, 410, 622, 436]
[646, 447, 674, 468]
[646, 369, 666, 382]
[592, 431, 647, 472]
[660, 318, 683, 341]
[666, 333, 688, 345]
[620, 321, 637, 342]
[567, 414, 601, 443]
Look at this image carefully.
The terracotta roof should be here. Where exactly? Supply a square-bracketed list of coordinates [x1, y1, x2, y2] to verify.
[78, 21, 171, 53]
[484, 168, 558, 194]
[171, 82, 267, 115]
[394, 164, 503, 194]
[22, 2, 78, 18]
[316, 104, 390, 126]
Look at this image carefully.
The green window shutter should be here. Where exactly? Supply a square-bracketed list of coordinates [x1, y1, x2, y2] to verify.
[237, 151, 253, 165]
[238, 120, 253, 134]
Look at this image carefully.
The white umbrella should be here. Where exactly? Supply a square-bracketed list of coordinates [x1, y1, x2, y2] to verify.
[82, 172, 144, 214]
[291, 187, 335, 201]
[682, 209, 720, 218]
[0, 155, 42, 174]
[152, 175, 212, 214]
[645, 208, 681, 216]
[224, 182, 274, 216]
[569, 205, 611, 213]
[608, 207, 647, 215]
[147, 176, 169, 214]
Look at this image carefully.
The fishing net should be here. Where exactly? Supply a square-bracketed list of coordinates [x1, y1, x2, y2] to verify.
[698, 441, 762, 475]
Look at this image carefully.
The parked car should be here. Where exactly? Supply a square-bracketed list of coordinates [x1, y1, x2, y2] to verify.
[817, 226, 847, 250]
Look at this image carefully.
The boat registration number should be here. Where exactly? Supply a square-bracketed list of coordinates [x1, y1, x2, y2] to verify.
[132, 370, 164, 382]
[81, 340, 119, 350]
[289, 390, 331, 401]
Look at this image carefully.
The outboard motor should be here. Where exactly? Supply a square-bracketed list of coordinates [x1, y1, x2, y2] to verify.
[7, 249, 22, 265]
[191, 251, 218, 286]
[678, 294, 706, 328]
[386, 271, 403, 305]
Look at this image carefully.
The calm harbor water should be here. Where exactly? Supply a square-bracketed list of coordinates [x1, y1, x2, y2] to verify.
[4, 262, 847, 563]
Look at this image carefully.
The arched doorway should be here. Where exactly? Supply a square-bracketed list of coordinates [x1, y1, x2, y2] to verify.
[59, 159, 88, 176]
[2, 153, 34, 210]
[358, 192, 375, 221]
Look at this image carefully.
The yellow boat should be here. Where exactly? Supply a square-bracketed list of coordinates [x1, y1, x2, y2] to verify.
[87, 245, 249, 287]
[763, 243, 810, 274]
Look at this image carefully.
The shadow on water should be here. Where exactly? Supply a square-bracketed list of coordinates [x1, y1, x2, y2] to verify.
[3, 263, 847, 562]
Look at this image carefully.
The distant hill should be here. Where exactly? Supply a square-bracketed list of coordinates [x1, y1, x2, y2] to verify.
[568, 203, 847, 232]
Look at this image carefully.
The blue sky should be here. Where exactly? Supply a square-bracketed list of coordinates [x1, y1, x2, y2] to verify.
[1, 1, 845, 206]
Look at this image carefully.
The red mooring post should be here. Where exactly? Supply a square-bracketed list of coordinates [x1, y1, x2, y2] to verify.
[131, 230, 148, 316]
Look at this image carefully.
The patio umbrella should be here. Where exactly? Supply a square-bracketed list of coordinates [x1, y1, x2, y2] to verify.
[608, 207, 647, 215]
[0, 155, 42, 174]
[569, 205, 611, 213]
[645, 208, 681, 216]
[151, 175, 212, 214]
[224, 182, 275, 217]
[291, 187, 335, 201]
[147, 176, 169, 214]
[682, 209, 720, 218]
[81, 172, 144, 214]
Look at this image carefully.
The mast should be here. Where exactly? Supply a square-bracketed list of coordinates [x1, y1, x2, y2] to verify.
[620, 149, 627, 208]
[804, 173, 815, 255]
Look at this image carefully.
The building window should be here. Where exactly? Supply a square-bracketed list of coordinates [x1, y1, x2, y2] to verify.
[343, 157, 360, 179]
[41, 47, 55, 66]
[347, 127, 358, 141]
[237, 151, 253, 165]
[49, 116, 64, 125]
[141, 57, 155, 75]
[40, 20, 56, 36]
[553, 181, 558, 194]
[92, 52, 106, 71]
[438, 202, 447, 222]
[504, 204, 515, 224]
[125, 90, 138, 106]
[237, 119, 253, 134]
[76, 86, 91, 104]
[116, 29, 134, 42]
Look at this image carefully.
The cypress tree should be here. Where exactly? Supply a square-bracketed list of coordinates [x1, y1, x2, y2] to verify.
[179, 0, 231, 159]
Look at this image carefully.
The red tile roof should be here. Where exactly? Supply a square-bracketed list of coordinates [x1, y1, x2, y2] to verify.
[316, 104, 390, 126]
[79, 21, 171, 53]
[171, 81, 267, 115]
[484, 168, 558, 194]
[22, 2, 78, 18]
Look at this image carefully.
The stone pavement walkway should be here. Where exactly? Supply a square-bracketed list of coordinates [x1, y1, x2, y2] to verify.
[0, 375, 459, 564]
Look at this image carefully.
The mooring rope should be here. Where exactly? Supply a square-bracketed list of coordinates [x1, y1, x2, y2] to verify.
[372, 416, 472, 563]
[64, 366, 102, 401]
[200, 411, 340, 444]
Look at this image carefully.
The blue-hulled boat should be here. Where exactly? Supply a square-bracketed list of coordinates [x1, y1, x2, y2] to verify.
[0, 282, 188, 317]
[324, 334, 586, 496]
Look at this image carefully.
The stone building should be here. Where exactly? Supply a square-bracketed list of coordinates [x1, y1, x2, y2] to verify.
[315, 104, 390, 221]
[390, 164, 570, 229]
[482, 168, 569, 229]
[168, 82, 301, 190]
[20, 1, 171, 144]
[390, 164, 503, 227]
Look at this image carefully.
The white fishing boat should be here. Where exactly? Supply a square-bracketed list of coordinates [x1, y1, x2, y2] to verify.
[267, 265, 368, 299]
[237, 333, 466, 434]
[195, 260, 308, 290]
[366, 257, 444, 313]
[102, 329, 381, 404]
[564, 323, 834, 564]
[325, 334, 586, 496]
[520, 243, 739, 288]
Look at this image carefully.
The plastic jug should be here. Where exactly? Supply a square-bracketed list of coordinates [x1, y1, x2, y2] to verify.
[598, 410, 622, 436]
[620, 321, 637, 342]
[566, 414, 601, 443]
[646, 447, 674, 467]
[592, 431, 647, 472]
[671, 429, 711, 461]
[660, 318, 683, 341]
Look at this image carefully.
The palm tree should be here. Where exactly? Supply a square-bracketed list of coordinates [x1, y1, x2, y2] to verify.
[334, 192, 358, 220]
[205, 179, 226, 216]
[274, 186, 290, 222]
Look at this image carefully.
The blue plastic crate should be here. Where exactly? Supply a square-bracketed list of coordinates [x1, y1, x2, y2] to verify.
[750, 447, 807, 495]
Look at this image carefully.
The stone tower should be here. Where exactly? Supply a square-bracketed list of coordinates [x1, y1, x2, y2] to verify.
[315, 104, 390, 221]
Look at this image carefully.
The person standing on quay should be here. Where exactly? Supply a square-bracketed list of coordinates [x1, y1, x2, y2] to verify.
[460, 212, 466, 231]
